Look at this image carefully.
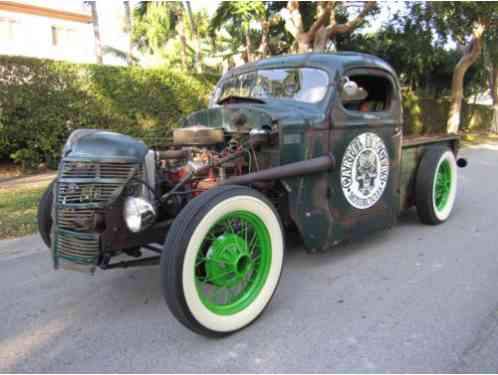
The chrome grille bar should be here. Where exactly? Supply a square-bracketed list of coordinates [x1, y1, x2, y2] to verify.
[53, 229, 100, 272]
[57, 182, 121, 204]
[61, 161, 143, 180]
[53, 160, 144, 272]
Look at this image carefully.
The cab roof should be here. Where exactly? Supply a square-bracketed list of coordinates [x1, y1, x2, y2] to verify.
[224, 52, 397, 80]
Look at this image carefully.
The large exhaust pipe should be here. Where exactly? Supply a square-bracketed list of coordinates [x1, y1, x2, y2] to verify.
[220, 154, 335, 186]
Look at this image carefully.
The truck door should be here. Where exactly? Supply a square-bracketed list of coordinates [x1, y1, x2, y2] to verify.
[328, 68, 402, 243]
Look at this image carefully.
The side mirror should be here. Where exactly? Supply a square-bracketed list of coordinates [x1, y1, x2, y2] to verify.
[342, 78, 358, 97]
[341, 77, 368, 101]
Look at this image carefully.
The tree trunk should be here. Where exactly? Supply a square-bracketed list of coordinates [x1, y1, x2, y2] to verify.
[123, 1, 133, 66]
[296, 37, 312, 53]
[245, 27, 253, 63]
[312, 27, 330, 52]
[281, 1, 328, 53]
[447, 23, 485, 134]
[179, 33, 188, 69]
[176, 17, 188, 70]
[282, 1, 375, 54]
[88, 2, 103, 64]
[257, 20, 270, 59]
[183, 1, 202, 73]
[491, 67, 498, 133]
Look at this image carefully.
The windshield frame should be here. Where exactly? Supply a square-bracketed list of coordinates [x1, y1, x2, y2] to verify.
[212, 66, 333, 107]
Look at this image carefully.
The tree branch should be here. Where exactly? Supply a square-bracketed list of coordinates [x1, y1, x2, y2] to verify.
[328, 1, 337, 28]
[462, 21, 485, 67]
[447, 20, 486, 133]
[329, 1, 376, 35]
[308, 2, 332, 36]
[281, 1, 303, 39]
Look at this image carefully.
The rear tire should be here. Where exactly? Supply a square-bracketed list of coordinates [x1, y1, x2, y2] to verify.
[37, 181, 54, 248]
[415, 147, 457, 225]
[161, 185, 284, 336]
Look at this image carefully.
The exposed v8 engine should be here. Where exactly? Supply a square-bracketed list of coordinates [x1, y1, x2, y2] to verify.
[158, 125, 264, 218]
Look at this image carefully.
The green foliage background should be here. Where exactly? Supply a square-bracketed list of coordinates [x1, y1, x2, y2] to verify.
[0, 55, 493, 170]
[0, 55, 218, 169]
[402, 89, 493, 136]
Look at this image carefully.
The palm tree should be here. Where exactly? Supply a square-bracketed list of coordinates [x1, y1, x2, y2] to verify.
[209, 2, 267, 63]
[84, 1, 103, 64]
[123, 1, 133, 66]
[183, 1, 202, 73]
[133, 2, 187, 68]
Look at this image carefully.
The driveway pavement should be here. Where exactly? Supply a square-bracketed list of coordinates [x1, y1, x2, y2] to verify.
[0, 172, 56, 188]
[0, 146, 497, 372]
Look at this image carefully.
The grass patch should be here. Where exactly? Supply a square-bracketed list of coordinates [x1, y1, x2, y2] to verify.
[0, 183, 49, 240]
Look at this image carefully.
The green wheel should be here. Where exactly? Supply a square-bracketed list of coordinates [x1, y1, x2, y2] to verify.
[415, 147, 458, 224]
[161, 185, 284, 336]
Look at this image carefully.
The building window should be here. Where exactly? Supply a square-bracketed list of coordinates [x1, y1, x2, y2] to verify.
[0, 17, 17, 41]
[51, 25, 76, 47]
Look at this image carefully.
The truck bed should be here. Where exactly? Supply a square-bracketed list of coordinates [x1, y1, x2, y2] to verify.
[402, 133, 459, 149]
[400, 133, 460, 211]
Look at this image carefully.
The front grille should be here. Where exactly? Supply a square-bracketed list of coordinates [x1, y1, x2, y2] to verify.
[57, 182, 121, 204]
[61, 161, 143, 180]
[57, 208, 99, 231]
[54, 160, 144, 272]
[53, 229, 100, 269]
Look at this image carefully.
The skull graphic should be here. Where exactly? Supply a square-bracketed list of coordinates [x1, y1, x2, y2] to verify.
[355, 150, 378, 196]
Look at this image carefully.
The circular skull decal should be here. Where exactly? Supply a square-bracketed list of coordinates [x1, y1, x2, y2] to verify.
[340, 132, 390, 209]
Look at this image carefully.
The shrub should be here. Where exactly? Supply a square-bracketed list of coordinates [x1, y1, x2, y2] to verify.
[1, 55, 494, 169]
[0, 55, 218, 170]
[402, 89, 493, 135]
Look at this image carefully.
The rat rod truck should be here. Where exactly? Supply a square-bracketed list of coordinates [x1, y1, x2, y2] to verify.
[37, 52, 467, 336]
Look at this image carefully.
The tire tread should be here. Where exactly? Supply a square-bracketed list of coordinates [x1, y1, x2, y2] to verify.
[37, 181, 54, 248]
[415, 147, 453, 225]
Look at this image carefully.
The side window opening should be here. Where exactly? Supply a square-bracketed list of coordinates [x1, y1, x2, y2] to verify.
[342, 74, 392, 113]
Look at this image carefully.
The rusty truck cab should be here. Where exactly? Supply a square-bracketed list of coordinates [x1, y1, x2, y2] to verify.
[264, 53, 403, 251]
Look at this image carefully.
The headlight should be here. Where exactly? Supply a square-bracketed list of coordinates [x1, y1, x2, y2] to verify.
[123, 197, 156, 233]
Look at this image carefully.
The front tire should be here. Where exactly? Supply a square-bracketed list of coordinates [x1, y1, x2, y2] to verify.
[37, 181, 54, 248]
[161, 185, 284, 336]
[415, 147, 458, 224]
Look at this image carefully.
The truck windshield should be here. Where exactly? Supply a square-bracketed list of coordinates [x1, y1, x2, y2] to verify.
[216, 68, 329, 104]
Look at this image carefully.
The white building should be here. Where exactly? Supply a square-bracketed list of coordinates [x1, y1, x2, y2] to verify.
[0, 1, 98, 63]
[0, 1, 133, 65]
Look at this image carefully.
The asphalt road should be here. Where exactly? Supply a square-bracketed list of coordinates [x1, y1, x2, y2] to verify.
[1, 145, 498, 372]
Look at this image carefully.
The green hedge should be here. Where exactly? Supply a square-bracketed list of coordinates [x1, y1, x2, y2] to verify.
[0, 55, 218, 169]
[403, 89, 493, 135]
[1, 56, 494, 169]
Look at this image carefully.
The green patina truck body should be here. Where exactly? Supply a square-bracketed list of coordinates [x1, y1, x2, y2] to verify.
[38, 52, 465, 336]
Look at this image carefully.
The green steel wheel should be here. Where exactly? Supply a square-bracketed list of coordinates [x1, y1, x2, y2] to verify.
[434, 159, 452, 213]
[161, 185, 284, 336]
[415, 147, 458, 225]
